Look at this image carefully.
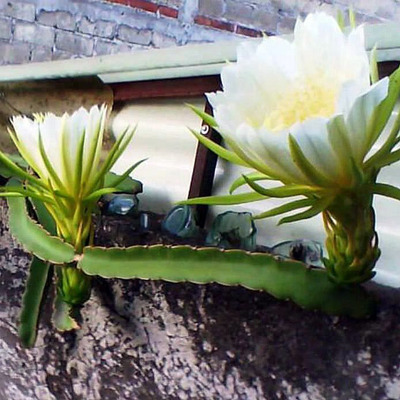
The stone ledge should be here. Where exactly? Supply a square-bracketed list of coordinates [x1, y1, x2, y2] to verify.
[0, 200, 400, 399]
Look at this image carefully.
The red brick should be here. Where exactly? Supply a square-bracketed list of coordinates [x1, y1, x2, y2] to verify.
[194, 15, 213, 27]
[194, 15, 235, 32]
[158, 5, 179, 18]
[235, 25, 262, 37]
[107, 0, 158, 13]
[211, 19, 234, 32]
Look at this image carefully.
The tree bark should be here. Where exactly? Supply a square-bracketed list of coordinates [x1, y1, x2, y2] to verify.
[0, 199, 400, 400]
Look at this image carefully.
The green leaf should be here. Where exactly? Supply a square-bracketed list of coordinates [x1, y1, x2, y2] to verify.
[46, 179, 74, 218]
[52, 292, 79, 331]
[289, 135, 332, 187]
[279, 196, 333, 224]
[187, 104, 218, 128]
[18, 198, 59, 347]
[178, 191, 266, 206]
[374, 149, 400, 169]
[0, 150, 46, 189]
[0, 192, 25, 197]
[79, 111, 105, 190]
[37, 130, 68, 194]
[243, 176, 320, 198]
[104, 170, 143, 194]
[327, 115, 354, 181]
[348, 6, 356, 28]
[0, 186, 55, 204]
[349, 157, 364, 186]
[30, 198, 57, 235]
[253, 198, 314, 220]
[79, 245, 375, 318]
[0, 164, 13, 179]
[369, 45, 379, 84]
[370, 182, 400, 201]
[107, 128, 137, 172]
[19, 198, 59, 346]
[188, 128, 249, 167]
[365, 66, 400, 161]
[87, 126, 135, 194]
[7, 153, 28, 169]
[229, 172, 273, 194]
[367, 108, 400, 170]
[72, 126, 86, 197]
[336, 10, 345, 31]
[83, 187, 119, 202]
[19, 257, 51, 348]
[7, 179, 75, 263]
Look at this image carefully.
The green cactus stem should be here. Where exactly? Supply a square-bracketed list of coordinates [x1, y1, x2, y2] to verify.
[78, 245, 376, 318]
[323, 189, 380, 285]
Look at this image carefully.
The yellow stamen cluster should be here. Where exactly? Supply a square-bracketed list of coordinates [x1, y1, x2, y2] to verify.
[264, 78, 338, 132]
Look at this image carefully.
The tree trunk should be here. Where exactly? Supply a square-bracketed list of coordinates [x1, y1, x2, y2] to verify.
[0, 199, 400, 400]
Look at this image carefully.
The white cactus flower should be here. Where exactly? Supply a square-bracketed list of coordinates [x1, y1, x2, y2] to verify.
[184, 12, 400, 284]
[207, 12, 389, 188]
[1, 104, 139, 247]
[9, 105, 109, 198]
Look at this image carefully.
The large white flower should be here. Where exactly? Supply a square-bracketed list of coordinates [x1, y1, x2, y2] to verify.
[9, 105, 108, 198]
[2, 104, 138, 247]
[207, 12, 389, 188]
[184, 12, 400, 286]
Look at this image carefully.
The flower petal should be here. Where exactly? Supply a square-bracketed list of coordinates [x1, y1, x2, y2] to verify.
[206, 12, 381, 189]
[11, 116, 47, 178]
[327, 115, 355, 186]
[295, 13, 347, 78]
[344, 77, 389, 162]
[208, 37, 297, 132]
[234, 124, 308, 184]
[35, 113, 66, 190]
[82, 105, 106, 183]
[290, 117, 339, 183]
[295, 13, 369, 88]
[63, 107, 88, 169]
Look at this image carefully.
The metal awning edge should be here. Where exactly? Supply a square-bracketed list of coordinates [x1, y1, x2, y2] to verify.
[0, 40, 240, 83]
[99, 62, 227, 83]
[0, 22, 399, 83]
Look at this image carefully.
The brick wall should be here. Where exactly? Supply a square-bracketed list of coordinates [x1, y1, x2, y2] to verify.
[0, 0, 397, 66]
[196, 0, 390, 35]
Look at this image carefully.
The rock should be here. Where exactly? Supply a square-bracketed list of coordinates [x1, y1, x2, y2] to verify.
[205, 211, 257, 251]
[161, 205, 199, 239]
[270, 239, 324, 267]
[102, 193, 140, 217]
[1, 198, 400, 400]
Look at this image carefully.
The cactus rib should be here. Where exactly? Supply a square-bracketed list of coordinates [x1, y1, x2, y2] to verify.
[79, 244, 375, 318]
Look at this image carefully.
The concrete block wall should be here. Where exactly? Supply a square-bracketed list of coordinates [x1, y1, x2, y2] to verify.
[0, 0, 397, 66]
